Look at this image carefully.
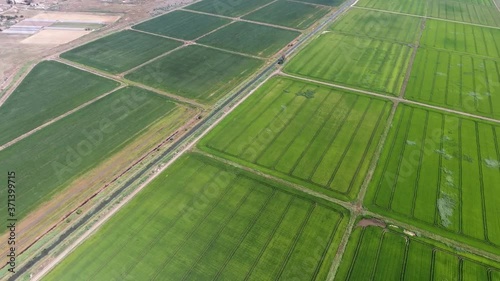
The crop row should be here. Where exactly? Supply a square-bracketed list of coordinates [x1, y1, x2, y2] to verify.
[335, 225, 500, 280]
[45, 153, 348, 280]
[366, 104, 500, 255]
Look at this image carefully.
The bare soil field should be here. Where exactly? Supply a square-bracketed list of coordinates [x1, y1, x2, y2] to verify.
[21, 29, 91, 45]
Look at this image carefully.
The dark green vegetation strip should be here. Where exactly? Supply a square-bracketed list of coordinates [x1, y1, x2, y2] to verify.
[0, 87, 179, 223]
[132, 10, 231, 40]
[330, 8, 421, 43]
[284, 32, 412, 95]
[197, 21, 301, 57]
[0, 60, 119, 146]
[60, 30, 183, 74]
[125, 45, 263, 104]
[335, 225, 500, 280]
[420, 19, 500, 58]
[365, 104, 500, 255]
[185, 0, 274, 17]
[199, 76, 392, 201]
[45, 153, 349, 280]
[405, 48, 500, 119]
[243, 1, 330, 30]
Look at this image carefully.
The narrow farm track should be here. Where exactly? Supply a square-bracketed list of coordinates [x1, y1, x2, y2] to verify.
[280, 72, 500, 123]
[54, 58, 207, 109]
[0, 85, 126, 151]
[179, 8, 303, 32]
[353, 6, 500, 30]
[24, 1, 362, 278]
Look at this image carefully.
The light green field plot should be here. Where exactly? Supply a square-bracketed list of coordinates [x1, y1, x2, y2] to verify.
[60, 30, 182, 74]
[330, 8, 422, 43]
[428, 1, 500, 27]
[185, 0, 274, 17]
[405, 48, 500, 119]
[132, 10, 231, 40]
[335, 224, 500, 280]
[197, 21, 300, 57]
[199, 77, 392, 201]
[284, 33, 412, 95]
[355, 0, 426, 16]
[365, 104, 500, 255]
[125, 45, 263, 104]
[294, 0, 345, 6]
[0, 60, 119, 146]
[421, 19, 500, 58]
[243, 1, 330, 30]
[44, 153, 349, 281]
[0, 87, 181, 223]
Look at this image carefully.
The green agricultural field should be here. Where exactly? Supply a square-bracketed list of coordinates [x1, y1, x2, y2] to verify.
[284, 33, 412, 95]
[294, 0, 345, 6]
[197, 21, 300, 57]
[365, 104, 500, 255]
[44, 153, 349, 281]
[405, 48, 500, 119]
[0, 60, 119, 146]
[355, 0, 426, 16]
[243, 1, 330, 30]
[132, 10, 231, 40]
[199, 76, 391, 201]
[125, 45, 263, 104]
[185, 0, 274, 17]
[420, 20, 500, 58]
[427, 1, 500, 27]
[335, 224, 500, 280]
[330, 8, 422, 43]
[60, 30, 182, 74]
[0, 87, 181, 223]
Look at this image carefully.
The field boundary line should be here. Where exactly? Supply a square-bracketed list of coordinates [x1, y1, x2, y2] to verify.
[196, 150, 353, 210]
[363, 210, 500, 262]
[326, 214, 357, 281]
[286, 0, 333, 8]
[31, 68, 279, 281]
[399, 17, 426, 98]
[179, 7, 303, 32]
[0, 85, 126, 151]
[280, 72, 500, 123]
[55, 57, 206, 109]
[353, 6, 500, 30]
[195, 43, 267, 59]
[0, 62, 36, 108]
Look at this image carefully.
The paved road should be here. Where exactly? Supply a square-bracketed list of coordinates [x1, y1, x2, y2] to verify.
[11, 0, 358, 279]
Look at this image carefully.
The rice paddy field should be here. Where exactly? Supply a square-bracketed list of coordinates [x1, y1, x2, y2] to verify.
[185, 0, 274, 17]
[295, 0, 345, 6]
[60, 30, 183, 74]
[420, 20, 500, 58]
[132, 10, 231, 40]
[427, 1, 500, 27]
[335, 225, 500, 280]
[44, 153, 349, 281]
[199, 76, 392, 200]
[0, 61, 119, 146]
[243, 0, 331, 30]
[0, 87, 182, 223]
[365, 104, 500, 255]
[197, 21, 301, 58]
[355, 0, 426, 16]
[405, 48, 500, 119]
[125, 45, 263, 104]
[284, 32, 412, 95]
[331, 9, 422, 43]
